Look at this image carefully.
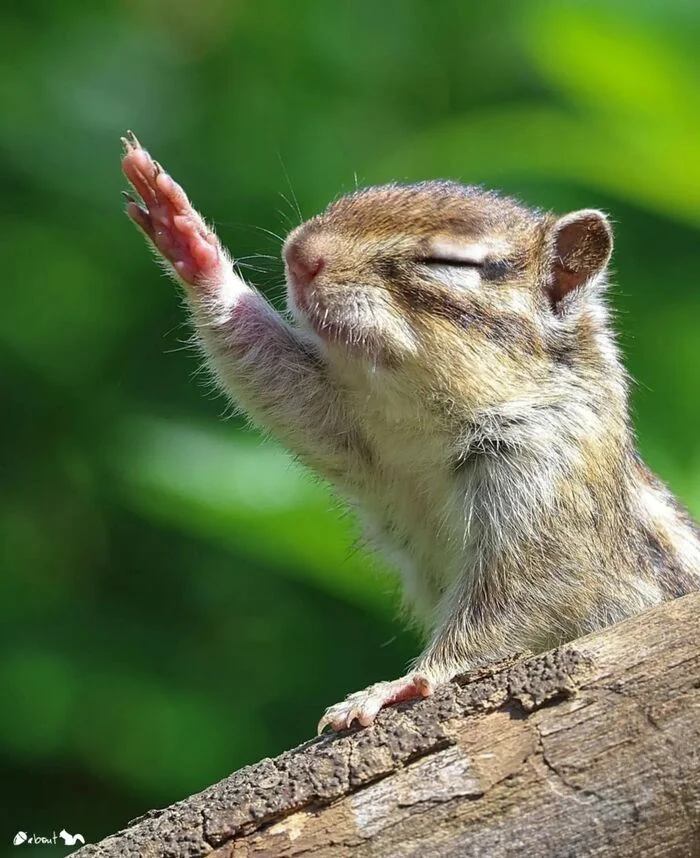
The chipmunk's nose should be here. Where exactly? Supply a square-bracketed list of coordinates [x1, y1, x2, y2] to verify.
[284, 237, 325, 289]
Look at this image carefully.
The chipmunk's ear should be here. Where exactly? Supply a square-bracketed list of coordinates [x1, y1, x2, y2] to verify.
[546, 209, 612, 308]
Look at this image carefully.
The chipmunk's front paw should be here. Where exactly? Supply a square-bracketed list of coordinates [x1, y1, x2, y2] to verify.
[317, 673, 434, 733]
[121, 131, 223, 287]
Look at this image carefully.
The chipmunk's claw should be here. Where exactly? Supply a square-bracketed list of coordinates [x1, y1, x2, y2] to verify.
[122, 129, 140, 152]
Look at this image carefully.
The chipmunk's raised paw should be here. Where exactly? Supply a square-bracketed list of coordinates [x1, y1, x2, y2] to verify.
[121, 133, 222, 286]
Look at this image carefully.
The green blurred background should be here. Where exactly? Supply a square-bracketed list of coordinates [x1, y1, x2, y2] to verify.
[2, 0, 699, 851]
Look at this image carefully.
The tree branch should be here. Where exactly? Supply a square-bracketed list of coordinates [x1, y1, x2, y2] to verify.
[73, 592, 700, 857]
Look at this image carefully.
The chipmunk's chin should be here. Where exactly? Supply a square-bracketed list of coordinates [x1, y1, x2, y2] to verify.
[287, 282, 385, 358]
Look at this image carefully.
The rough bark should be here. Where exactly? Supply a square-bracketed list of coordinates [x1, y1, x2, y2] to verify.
[73, 593, 700, 858]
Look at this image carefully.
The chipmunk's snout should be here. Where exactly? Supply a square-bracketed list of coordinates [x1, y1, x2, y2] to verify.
[284, 235, 326, 290]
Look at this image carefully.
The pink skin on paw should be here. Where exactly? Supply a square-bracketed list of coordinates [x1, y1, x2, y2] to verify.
[120, 131, 222, 287]
[317, 673, 434, 734]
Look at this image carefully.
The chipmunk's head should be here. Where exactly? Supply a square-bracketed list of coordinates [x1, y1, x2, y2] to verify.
[284, 182, 613, 408]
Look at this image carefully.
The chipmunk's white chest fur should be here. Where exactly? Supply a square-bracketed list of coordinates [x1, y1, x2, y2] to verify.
[328, 358, 485, 626]
[324, 351, 602, 635]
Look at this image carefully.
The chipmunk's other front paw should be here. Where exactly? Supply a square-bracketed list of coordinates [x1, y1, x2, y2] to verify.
[120, 131, 223, 287]
[317, 672, 434, 733]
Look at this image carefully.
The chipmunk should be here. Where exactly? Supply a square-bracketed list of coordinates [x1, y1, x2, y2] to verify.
[121, 132, 700, 733]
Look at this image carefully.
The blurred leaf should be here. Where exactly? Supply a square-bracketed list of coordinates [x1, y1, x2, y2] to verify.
[109, 418, 398, 618]
[526, 2, 700, 123]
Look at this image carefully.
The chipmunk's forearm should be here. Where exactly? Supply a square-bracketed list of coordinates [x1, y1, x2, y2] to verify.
[193, 291, 356, 471]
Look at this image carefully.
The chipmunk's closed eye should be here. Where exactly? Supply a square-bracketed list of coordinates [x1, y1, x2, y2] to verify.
[418, 241, 489, 270]
[419, 256, 484, 269]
